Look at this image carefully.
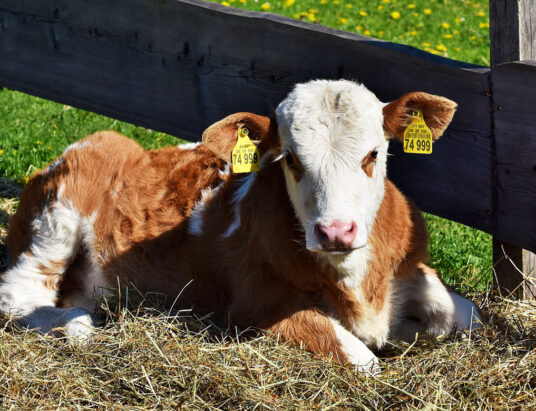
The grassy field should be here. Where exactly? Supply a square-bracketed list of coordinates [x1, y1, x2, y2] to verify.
[215, 0, 491, 65]
[0, 0, 533, 409]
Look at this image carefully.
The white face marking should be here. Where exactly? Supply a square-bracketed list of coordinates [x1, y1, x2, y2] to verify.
[329, 318, 380, 375]
[276, 80, 389, 255]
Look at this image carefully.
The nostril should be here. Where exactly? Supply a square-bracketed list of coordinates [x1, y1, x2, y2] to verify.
[314, 224, 329, 243]
[314, 221, 357, 249]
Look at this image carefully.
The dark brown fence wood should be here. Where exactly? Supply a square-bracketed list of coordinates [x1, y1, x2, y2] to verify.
[0, 0, 494, 234]
[492, 61, 536, 252]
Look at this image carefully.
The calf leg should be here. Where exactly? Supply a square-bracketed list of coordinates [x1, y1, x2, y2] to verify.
[390, 263, 481, 342]
[267, 309, 380, 374]
[0, 201, 96, 341]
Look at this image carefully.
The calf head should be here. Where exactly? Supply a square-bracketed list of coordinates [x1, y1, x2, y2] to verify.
[203, 80, 456, 256]
[276, 80, 456, 254]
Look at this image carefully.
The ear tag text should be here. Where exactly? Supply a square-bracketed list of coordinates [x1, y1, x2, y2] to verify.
[403, 109, 433, 154]
[232, 127, 261, 173]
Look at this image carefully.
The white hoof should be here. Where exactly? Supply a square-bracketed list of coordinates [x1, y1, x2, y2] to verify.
[57, 308, 96, 343]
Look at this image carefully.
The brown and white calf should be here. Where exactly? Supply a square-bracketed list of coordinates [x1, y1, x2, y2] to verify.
[0, 80, 479, 372]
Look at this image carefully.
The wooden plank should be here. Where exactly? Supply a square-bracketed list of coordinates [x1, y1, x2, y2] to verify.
[490, 1, 536, 299]
[490, 0, 536, 65]
[492, 61, 536, 252]
[0, 0, 493, 232]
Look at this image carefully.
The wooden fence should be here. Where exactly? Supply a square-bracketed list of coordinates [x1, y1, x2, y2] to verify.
[0, 0, 535, 295]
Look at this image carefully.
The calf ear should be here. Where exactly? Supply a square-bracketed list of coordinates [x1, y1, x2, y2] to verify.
[202, 112, 279, 162]
[382, 92, 457, 140]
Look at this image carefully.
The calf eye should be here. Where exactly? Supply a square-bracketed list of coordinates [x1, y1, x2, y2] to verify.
[362, 150, 378, 178]
[285, 151, 294, 167]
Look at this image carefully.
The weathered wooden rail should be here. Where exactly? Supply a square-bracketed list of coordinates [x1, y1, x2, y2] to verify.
[0, 0, 535, 296]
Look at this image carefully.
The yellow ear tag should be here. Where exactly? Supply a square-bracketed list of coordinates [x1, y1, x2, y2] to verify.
[403, 109, 433, 154]
[232, 127, 261, 173]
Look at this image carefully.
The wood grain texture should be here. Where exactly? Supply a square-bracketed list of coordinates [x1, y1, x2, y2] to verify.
[492, 61, 536, 252]
[490, 0, 536, 65]
[0, 0, 493, 232]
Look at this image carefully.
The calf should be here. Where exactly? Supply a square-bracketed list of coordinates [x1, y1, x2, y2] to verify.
[0, 80, 479, 372]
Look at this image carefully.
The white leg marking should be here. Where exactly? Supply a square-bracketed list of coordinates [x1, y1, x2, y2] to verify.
[390, 271, 481, 341]
[449, 291, 481, 331]
[0, 199, 81, 319]
[330, 318, 380, 375]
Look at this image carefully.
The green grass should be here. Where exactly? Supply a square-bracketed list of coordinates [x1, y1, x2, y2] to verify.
[0, 90, 182, 181]
[214, 0, 490, 66]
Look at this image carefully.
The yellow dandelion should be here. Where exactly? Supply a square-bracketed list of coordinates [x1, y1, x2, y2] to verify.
[398, 34, 403, 39]
[293, 13, 300, 18]
[391, 11, 401, 20]
[382, 0, 389, 3]
[338, 17, 348, 24]
[346, 4, 353, 9]
[479, 22, 489, 29]
[476, 11, 485, 17]
[47, 146, 53, 151]
[364, 29, 371, 36]
[442, 22, 451, 29]
[408, 4, 415, 9]
[444, 34, 453, 39]
[436, 44, 447, 52]
[359, 10, 367, 16]
[455, 47, 461, 51]
[413, 12, 419, 17]
[261, 2, 270, 11]
[333, 0, 340, 4]
[453, 30, 459, 35]
[309, 8, 318, 13]
[239, 0, 246, 3]
[36, 140, 43, 145]
[355, 25, 363, 31]
[455, 17, 462, 24]
[221, 1, 230, 5]
[0, 149, 3, 155]
[378, 5, 383, 10]
[378, 30, 384, 37]
[470, 35, 477, 40]
[422, 42, 431, 47]
[284, 0, 295, 6]
[230, 0, 236, 3]
[320, 0, 328, 4]
[423, 8, 432, 15]
[308, 13, 316, 22]
[409, 30, 417, 36]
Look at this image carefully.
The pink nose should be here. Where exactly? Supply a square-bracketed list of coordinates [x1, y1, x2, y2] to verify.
[314, 221, 357, 250]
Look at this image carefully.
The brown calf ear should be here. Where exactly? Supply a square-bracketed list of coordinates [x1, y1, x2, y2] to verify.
[382, 92, 457, 140]
[202, 112, 279, 162]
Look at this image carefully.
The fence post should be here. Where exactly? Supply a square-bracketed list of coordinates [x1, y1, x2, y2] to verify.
[490, 0, 536, 299]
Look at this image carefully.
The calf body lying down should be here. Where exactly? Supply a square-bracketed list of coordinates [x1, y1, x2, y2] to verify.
[0, 80, 479, 372]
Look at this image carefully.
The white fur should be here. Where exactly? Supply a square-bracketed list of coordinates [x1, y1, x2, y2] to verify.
[188, 185, 223, 236]
[390, 270, 481, 342]
[63, 140, 94, 154]
[0, 198, 102, 340]
[330, 318, 380, 375]
[179, 142, 201, 150]
[276, 80, 388, 256]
